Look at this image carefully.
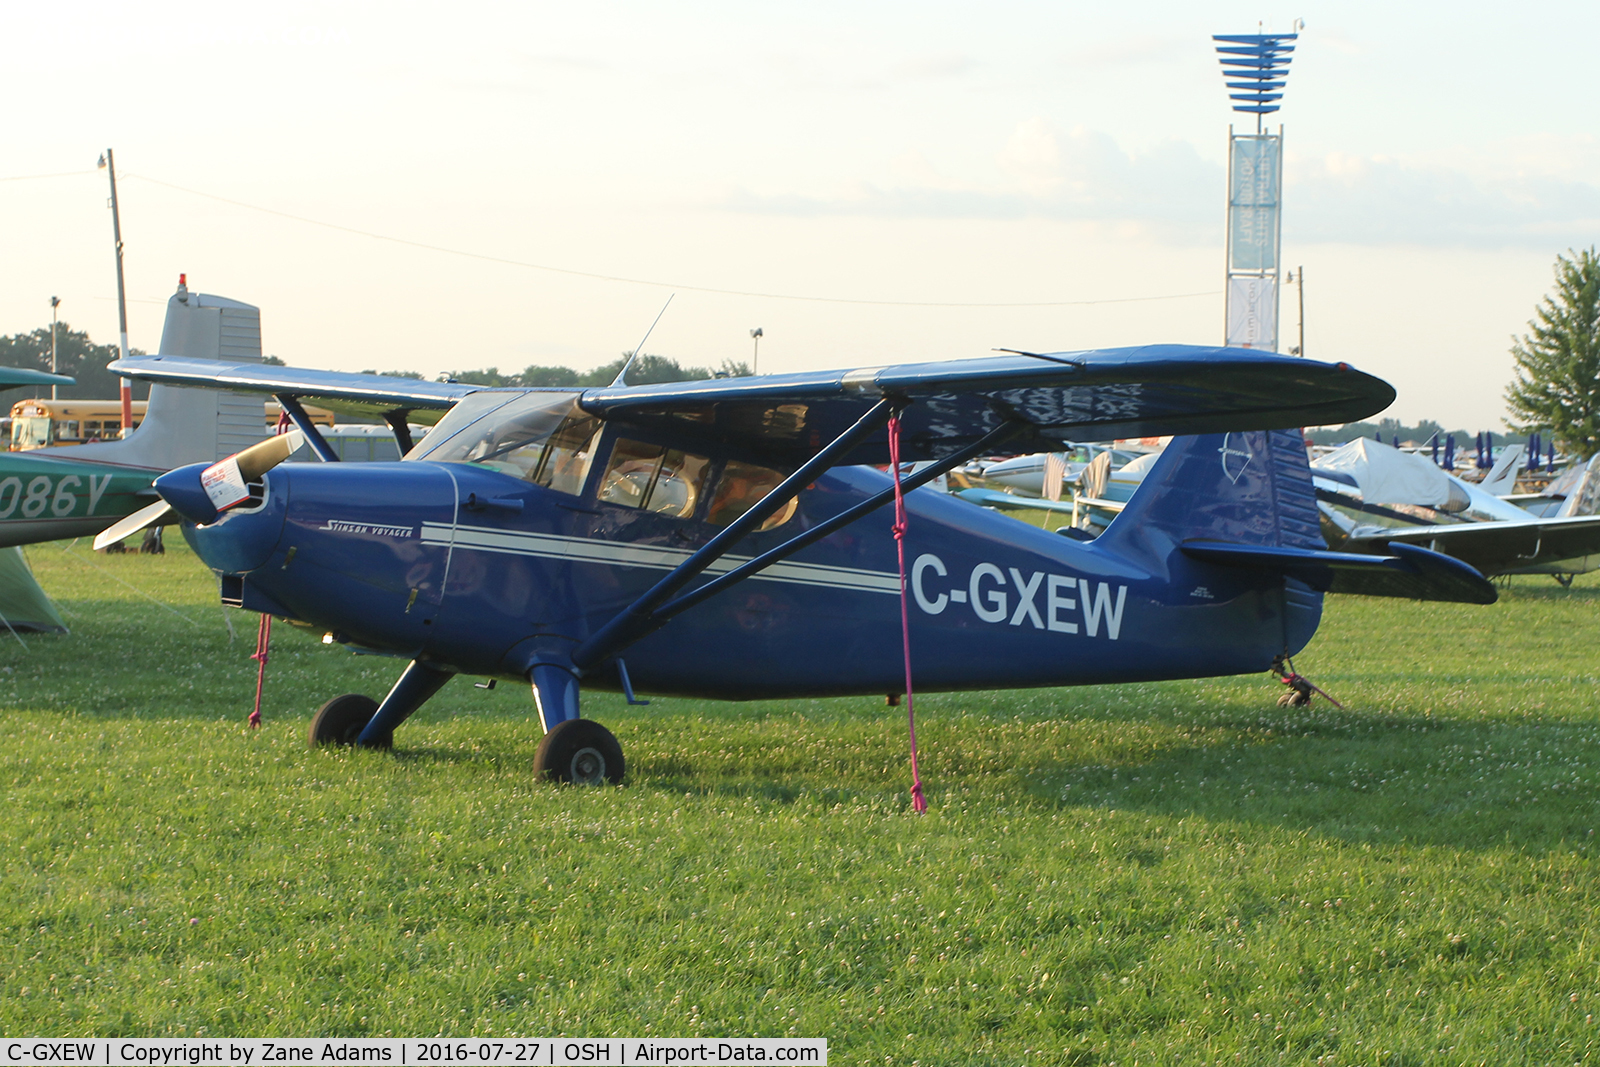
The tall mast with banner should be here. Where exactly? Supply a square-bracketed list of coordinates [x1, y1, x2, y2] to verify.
[1214, 32, 1297, 352]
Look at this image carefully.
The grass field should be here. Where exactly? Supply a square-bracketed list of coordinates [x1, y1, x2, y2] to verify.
[3, 536, 1600, 1064]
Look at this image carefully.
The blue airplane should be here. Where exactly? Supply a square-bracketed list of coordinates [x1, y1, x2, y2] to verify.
[99, 345, 1493, 784]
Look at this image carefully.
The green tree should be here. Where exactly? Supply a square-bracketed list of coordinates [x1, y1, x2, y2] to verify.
[0, 322, 149, 400]
[1506, 248, 1600, 457]
[436, 354, 751, 389]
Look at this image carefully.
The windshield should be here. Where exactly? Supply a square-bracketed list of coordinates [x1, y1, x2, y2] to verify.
[11, 417, 49, 450]
[409, 390, 601, 487]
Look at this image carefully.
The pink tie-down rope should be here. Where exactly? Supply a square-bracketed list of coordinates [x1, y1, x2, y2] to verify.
[248, 412, 294, 729]
[886, 413, 927, 813]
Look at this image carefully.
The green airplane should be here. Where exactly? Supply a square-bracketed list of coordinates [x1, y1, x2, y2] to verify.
[0, 280, 279, 550]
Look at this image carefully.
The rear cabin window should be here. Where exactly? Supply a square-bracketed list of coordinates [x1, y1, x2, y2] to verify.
[598, 440, 710, 518]
[706, 460, 798, 532]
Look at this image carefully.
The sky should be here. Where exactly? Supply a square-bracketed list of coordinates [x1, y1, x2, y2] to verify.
[1, 1, 1597, 430]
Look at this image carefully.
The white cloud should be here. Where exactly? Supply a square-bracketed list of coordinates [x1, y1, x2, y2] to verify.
[720, 119, 1221, 241]
[719, 120, 1600, 252]
[1286, 151, 1600, 248]
[889, 52, 976, 80]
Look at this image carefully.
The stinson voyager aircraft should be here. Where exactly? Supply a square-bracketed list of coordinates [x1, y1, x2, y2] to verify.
[100, 345, 1494, 784]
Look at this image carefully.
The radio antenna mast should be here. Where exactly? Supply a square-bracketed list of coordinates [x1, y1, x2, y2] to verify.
[611, 294, 675, 387]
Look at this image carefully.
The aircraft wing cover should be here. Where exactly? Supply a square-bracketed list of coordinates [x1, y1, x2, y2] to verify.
[1312, 438, 1454, 507]
[1182, 540, 1498, 604]
[109, 356, 485, 420]
[579, 345, 1394, 464]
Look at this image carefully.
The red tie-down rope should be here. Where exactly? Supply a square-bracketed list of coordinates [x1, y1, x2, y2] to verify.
[886, 413, 927, 814]
[248, 412, 294, 729]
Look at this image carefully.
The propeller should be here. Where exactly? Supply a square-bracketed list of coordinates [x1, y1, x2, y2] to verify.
[92, 429, 305, 551]
[92, 499, 177, 551]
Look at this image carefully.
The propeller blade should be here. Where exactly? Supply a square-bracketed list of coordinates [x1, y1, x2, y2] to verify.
[92, 499, 174, 551]
[236, 428, 306, 481]
[198, 428, 307, 514]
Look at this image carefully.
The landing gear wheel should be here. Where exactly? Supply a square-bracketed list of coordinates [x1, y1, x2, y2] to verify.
[308, 694, 382, 749]
[534, 719, 624, 785]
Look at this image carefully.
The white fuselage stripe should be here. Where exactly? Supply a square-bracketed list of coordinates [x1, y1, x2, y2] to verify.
[419, 521, 899, 594]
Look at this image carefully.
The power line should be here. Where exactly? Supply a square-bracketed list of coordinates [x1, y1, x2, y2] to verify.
[120, 173, 1221, 310]
[0, 169, 97, 183]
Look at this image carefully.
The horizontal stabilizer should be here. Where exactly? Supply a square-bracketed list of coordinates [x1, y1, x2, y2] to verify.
[1181, 540, 1497, 604]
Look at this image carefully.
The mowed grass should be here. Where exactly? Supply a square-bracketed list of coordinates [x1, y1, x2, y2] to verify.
[2, 538, 1600, 1063]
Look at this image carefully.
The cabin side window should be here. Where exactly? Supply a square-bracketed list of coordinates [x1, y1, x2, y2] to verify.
[410, 391, 602, 495]
[706, 460, 798, 532]
[527, 413, 603, 496]
[597, 439, 710, 518]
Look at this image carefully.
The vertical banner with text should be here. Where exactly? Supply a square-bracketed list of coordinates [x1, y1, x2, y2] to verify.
[1225, 131, 1282, 351]
[1225, 276, 1278, 350]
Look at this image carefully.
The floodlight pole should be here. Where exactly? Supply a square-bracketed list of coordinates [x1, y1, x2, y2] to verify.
[750, 327, 763, 375]
[49, 296, 60, 400]
[98, 148, 133, 436]
[1294, 265, 1304, 357]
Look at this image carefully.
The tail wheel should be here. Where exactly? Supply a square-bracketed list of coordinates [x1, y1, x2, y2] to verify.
[308, 694, 382, 749]
[534, 719, 624, 785]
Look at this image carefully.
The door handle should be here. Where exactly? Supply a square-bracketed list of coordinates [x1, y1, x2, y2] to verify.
[463, 493, 524, 514]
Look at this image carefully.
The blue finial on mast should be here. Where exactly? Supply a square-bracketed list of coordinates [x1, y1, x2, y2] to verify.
[1213, 33, 1297, 129]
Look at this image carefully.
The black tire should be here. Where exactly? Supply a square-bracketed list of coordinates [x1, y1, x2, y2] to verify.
[534, 719, 624, 785]
[308, 693, 382, 749]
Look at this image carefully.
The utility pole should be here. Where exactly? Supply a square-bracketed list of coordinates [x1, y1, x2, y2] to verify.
[1286, 265, 1305, 356]
[49, 296, 60, 400]
[750, 328, 763, 375]
[97, 149, 133, 436]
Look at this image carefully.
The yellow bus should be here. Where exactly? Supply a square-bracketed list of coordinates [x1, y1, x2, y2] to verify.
[8, 399, 336, 451]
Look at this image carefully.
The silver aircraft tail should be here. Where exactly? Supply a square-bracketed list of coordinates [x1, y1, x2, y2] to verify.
[40, 281, 269, 470]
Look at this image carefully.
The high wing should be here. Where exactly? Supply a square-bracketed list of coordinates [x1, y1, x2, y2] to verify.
[578, 345, 1391, 464]
[113, 344, 1393, 465]
[1340, 515, 1600, 576]
[107, 356, 482, 425]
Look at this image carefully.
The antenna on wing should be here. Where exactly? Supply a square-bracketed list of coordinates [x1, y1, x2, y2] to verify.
[612, 294, 675, 387]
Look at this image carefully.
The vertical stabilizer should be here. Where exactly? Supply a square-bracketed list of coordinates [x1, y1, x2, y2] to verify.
[1097, 430, 1323, 558]
[42, 284, 268, 469]
[1479, 444, 1526, 496]
[1095, 430, 1323, 653]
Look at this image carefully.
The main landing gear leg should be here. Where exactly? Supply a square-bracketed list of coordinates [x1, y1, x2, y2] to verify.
[530, 663, 624, 786]
[350, 659, 455, 748]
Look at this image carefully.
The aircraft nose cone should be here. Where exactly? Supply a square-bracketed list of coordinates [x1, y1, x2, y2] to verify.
[153, 462, 221, 525]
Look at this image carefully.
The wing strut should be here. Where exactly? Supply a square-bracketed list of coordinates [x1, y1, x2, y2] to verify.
[644, 418, 1027, 625]
[569, 410, 1027, 671]
[274, 394, 339, 462]
[571, 398, 896, 669]
[383, 411, 415, 455]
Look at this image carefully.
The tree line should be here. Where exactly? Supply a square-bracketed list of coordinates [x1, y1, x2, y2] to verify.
[0, 323, 150, 400]
[362, 354, 751, 388]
